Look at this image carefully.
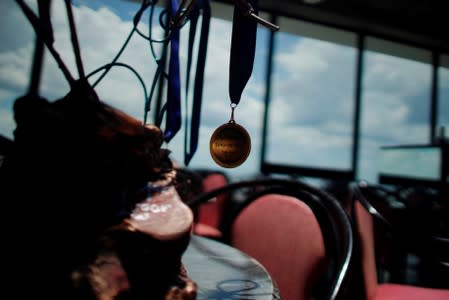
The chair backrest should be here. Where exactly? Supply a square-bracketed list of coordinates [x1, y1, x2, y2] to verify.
[231, 193, 326, 300]
[188, 178, 354, 300]
[350, 181, 449, 295]
[350, 181, 394, 300]
[353, 194, 379, 300]
[196, 171, 230, 230]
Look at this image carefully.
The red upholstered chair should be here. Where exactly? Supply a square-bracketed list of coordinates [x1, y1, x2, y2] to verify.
[188, 178, 354, 300]
[231, 193, 326, 300]
[192, 170, 230, 239]
[350, 181, 449, 300]
[173, 168, 229, 239]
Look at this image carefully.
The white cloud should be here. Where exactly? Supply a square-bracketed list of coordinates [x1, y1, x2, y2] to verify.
[0, 1, 37, 52]
[264, 123, 351, 169]
[271, 37, 356, 128]
[365, 53, 430, 96]
[0, 45, 34, 91]
[0, 1, 439, 181]
[277, 39, 329, 77]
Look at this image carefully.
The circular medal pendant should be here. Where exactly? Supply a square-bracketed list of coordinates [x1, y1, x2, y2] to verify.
[210, 121, 251, 168]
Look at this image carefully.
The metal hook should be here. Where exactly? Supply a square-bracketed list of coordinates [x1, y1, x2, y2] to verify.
[234, 0, 279, 31]
[248, 12, 279, 31]
[170, 0, 196, 29]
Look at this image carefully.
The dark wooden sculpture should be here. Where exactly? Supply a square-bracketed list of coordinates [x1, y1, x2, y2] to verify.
[1, 2, 198, 298]
[0, 80, 196, 299]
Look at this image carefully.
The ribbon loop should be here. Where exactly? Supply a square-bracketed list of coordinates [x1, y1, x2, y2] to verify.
[164, 0, 182, 142]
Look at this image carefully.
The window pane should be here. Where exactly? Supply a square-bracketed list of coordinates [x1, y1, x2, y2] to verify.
[0, 0, 164, 140]
[0, 1, 267, 179]
[437, 54, 449, 139]
[358, 37, 432, 182]
[266, 17, 357, 171]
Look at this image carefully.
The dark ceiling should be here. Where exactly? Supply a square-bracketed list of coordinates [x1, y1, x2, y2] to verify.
[217, 0, 449, 52]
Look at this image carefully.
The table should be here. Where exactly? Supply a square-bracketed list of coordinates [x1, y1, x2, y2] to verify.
[183, 235, 280, 299]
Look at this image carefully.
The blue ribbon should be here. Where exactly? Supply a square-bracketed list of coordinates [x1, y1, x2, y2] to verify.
[164, 0, 182, 142]
[184, 0, 211, 165]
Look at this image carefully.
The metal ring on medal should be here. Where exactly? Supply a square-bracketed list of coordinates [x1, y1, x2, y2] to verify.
[210, 121, 251, 168]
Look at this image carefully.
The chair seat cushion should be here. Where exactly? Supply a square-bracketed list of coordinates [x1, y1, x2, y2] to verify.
[193, 223, 223, 239]
[375, 283, 449, 300]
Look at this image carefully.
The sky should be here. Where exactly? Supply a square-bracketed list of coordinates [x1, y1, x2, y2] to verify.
[1, 0, 448, 183]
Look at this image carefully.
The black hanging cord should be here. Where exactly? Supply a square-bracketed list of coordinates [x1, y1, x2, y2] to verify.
[183, 0, 211, 165]
[87, 62, 148, 102]
[27, 1, 53, 96]
[28, 30, 45, 95]
[64, 0, 85, 79]
[90, 0, 173, 119]
[144, 0, 196, 124]
[144, 3, 170, 123]
[91, 0, 155, 88]
[28, 39, 45, 96]
[85, 0, 168, 123]
[145, 65, 162, 123]
[16, 0, 75, 87]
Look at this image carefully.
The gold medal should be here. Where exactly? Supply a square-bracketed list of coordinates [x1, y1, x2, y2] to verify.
[210, 120, 251, 168]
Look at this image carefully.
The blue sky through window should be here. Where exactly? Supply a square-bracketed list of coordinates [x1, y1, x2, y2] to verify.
[1, 0, 447, 183]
